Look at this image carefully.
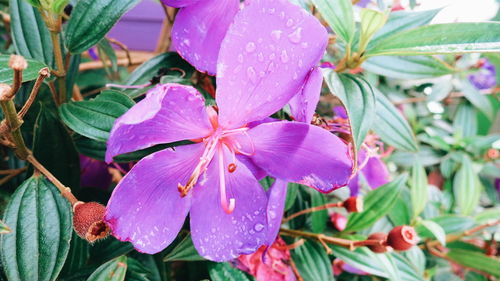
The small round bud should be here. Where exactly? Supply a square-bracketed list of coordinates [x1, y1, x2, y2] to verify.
[0, 84, 12, 101]
[73, 202, 110, 243]
[486, 148, 499, 160]
[330, 212, 347, 231]
[387, 225, 419, 251]
[367, 232, 389, 253]
[9, 55, 28, 71]
[343, 196, 363, 213]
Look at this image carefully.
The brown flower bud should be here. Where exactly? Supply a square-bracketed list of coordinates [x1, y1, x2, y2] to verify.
[8, 55, 27, 71]
[387, 225, 419, 251]
[367, 232, 389, 253]
[73, 201, 110, 243]
[343, 196, 363, 213]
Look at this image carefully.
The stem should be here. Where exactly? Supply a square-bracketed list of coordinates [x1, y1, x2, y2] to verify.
[0, 167, 27, 186]
[0, 100, 29, 159]
[423, 220, 500, 248]
[18, 67, 50, 118]
[50, 31, 67, 104]
[279, 228, 382, 250]
[283, 202, 343, 223]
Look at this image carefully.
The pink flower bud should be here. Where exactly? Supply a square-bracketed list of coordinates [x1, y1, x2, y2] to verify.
[330, 212, 347, 231]
[387, 225, 418, 251]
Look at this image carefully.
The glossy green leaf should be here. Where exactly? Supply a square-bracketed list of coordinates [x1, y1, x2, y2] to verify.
[332, 245, 400, 280]
[312, 0, 355, 44]
[367, 22, 500, 57]
[163, 234, 204, 262]
[410, 160, 428, 217]
[345, 174, 407, 232]
[60, 233, 90, 277]
[9, 0, 53, 66]
[0, 220, 10, 234]
[89, 237, 133, 265]
[59, 90, 135, 142]
[388, 195, 412, 226]
[310, 191, 328, 233]
[0, 55, 47, 85]
[97, 38, 118, 75]
[292, 240, 334, 281]
[417, 220, 446, 245]
[460, 79, 495, 120]
[65, 0, 141, 54]
[373, 88, 419, 152]
[447, 249, 500, 278]
[363, 56, 454, 80]
[453, 155, 481, 215]
[323, 70, 375, 151]
[391, 253, 425, 281]
[359, 9, 387, 52]
[208, 262, 255, 281]
[453, 103, 478, 137]
[125, 257, 153, 281]
[369, 9, 441, 48]
[1, 175, 72, 281]
[87, 255, 128, 281]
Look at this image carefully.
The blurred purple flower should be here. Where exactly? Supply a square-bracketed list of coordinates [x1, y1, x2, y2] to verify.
[105, 0, 351, 261]
[468, 59, 497, 90]
[333, 259, 368, 276]
[80, 155, 112, 189]
[355, 0, 371, 8]
[348, 148, 390, 196]
[333, 105, 348, 119]
[162, 0, 239, 75]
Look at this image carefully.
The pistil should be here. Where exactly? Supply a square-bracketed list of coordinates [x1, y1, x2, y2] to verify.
[218, 145, 235, 214]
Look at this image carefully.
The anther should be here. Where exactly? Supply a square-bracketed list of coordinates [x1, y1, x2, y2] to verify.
[228, 163, 237, 173]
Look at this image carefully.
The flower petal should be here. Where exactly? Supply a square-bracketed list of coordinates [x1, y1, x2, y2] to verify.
[266, 179, 288, 245]
[289, 67, 323, 123]
[172, 0, 239, 74]
[106, 84, 212, 163]
[241, 121, 352, 192]
[105, 143, 204, 254]
[362, 156, 390, 189]
[190, 146, 268, 261]
[161, 0, 201, 8]
[216, 0, 328, 128]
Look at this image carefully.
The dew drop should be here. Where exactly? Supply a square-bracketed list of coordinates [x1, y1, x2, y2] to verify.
[237, 54, 244, 63]
[269, 53, 276, 60]
[288, 27, 302, 44]
[268, 8, 275, 14]
[258, 52, 264, 62]
[286, 18, 294, 27]
[280, 50, 289, 63]
[247, 66, 257, 83]
[279, 11, 285, 19]
[254, 223, 264, 232]
[271, 30, 282, 41]
[245, 42, 256, 53]
[269, 210, 277, 219]
[301, 42, 309, 49]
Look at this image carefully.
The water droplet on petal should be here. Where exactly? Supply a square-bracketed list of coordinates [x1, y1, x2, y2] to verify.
[258, 52, 264, 62]
[271, 30, 282, 41]
[286, 19, 294, 27]
[247, 66, 257, 84]
[279, 11, 285, 19]
[237, 54, 244, 63]
[246, 42, 256, 53]
[280, 50, 289, 63]
[301, 42, 309, 49]
[268, 7, 275, 14]
[288, 27, 302, 44]
[254, 223, 264, 232]
[269, 210, 277, 219]
[269, 53, 276, 60]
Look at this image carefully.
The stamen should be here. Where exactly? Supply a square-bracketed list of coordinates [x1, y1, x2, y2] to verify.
[218, 147, 235, 214]
[233, 132, 255, 156]
[228, 163, 237, 173]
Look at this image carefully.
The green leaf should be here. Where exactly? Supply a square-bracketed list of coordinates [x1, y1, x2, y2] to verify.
[59, 90, 135, 142]
[388, 195, 412, 226]
[284, 183, 300, 211]
[475, 208, 500, 224]
[291, 240, 334, 281]
[447, 249, 500, 278]
[123, 52, 193, 99]
[331, 245, 400, 280]
[369, 9, 441, 48]
[97, 38, 118, 74]
[0, 55, 47, 84]
[373, 88, 419, 152]
[9, 0, 53, 66]
[65, 0, 141, 54]
[60, 233, 90, 277]
[363, 56, 454, 80]
[453, 103, 478, 137]
[89, 237, 133, 265]
[1, 175, 72, 281]
[87, 256, 128, 281]
[163, 234, 204, 262]
[417, 220, 446, 245]
[453, 155, 481, 215]
[402, 247, 426, 275]
[391, 253, 425, 281]
[208, 262, 255, 281]
[460, 79, 495, 120]
[428, 215, 475, 234]
[367, 22, 500, 57]
[310, 191, 328, 233]
[359, 9, 387, 52]
[312, 0, 355, 44]
[323, 70, 375, 151]
[345, 174, 407, 232]
[410, 160, 428, 217]
[0, 220, 10, 234]
[32, 102, 80, 188]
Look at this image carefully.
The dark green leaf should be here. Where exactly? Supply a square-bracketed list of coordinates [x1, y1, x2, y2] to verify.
[1, 175, 72, 281]
[125, 257, 151, 281]
[65, 0, 141, 54]
[310, 191, 328, 233]
[59, 90, 135, 142]
[292, 240, 334, 281]
[460, 79, 495, 120]
[208, 262, 255, 281]
[284, 183, 300, 211]
[345, 174, 407, 232]
[363, 56, 454, 80]
[97, 38, 118, 74]
[9, 0, 53, 65]
[367, 23, 500, 57]
[89, 237, 133, 265]
[61, 233, 90, 277]
[373, 88, 419, 152]
[312, 0, 355, 44]
[323, 70, 375, 151]
[410, 160, 428, 217]
[447, 249, 500, 277]
[66, 55, 82, 97]
[163, 234, 204, 262]
[0, 55, 47, 84]
[87, 256, 128, 281]
[453, 155, 481, 215]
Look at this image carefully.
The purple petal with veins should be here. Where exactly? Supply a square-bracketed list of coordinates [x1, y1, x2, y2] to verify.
[289, 67, 323, 123]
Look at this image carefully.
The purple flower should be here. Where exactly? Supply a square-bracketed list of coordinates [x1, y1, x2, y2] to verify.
[355, 0, 371, 8]
[79, 155, 112, 189]
[162, 0, 240, 75]
[468, 59, 497, 90]
[348, 149, 390, 196]
[105, 0, 351, 261]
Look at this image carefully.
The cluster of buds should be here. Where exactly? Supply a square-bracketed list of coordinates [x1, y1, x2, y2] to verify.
[72, 201, 110, 243]
[367, 225, 419, 253]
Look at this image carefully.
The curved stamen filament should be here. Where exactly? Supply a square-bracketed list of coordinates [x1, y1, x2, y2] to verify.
[221, 127, 249, 137]
[233, 131, 255, 156]
[218, 146, 235, 214]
